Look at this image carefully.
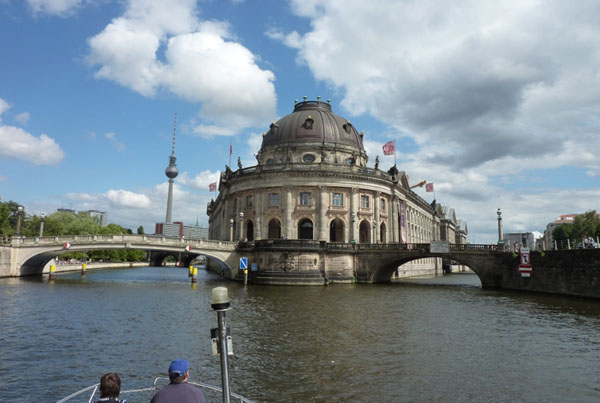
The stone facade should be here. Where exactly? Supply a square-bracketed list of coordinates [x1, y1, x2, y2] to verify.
[207, 100, 467, 278]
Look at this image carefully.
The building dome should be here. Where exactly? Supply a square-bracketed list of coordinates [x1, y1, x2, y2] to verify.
[259, 100, 365, 164]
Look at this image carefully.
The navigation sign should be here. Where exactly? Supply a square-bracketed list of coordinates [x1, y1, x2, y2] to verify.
[240, 257, 248, 270]
[519, 247, 532, 277]
[185, 245, 192, 252]
[63, 242, 71, 249]
[430, 241, 449, 254]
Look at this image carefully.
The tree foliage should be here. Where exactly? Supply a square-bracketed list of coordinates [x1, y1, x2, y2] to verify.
[1, 201, 147, 261]
[571, 210, 600, 240]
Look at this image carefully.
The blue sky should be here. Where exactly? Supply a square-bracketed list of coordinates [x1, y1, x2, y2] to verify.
[1, 0, 599, 243]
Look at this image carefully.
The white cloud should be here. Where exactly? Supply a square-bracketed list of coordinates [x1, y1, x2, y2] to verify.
[87, 0, 276, 136]
[104, 132, 126, 152]
[26, 0, 83, 17]
[0, 98, 64, 165]
[0, 98, 10, 118]
[106, 189, 151, 208]
[0, 125, 65, 165]
[15, 112, 30, 124]
[178, 170, 221, 191]
[275, 0, 600, 178]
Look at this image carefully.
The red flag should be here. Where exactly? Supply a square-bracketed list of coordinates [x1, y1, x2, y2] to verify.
[426, 183, 434, 192]
[209, 182, 217, 192]
[382, 141, 395, 155]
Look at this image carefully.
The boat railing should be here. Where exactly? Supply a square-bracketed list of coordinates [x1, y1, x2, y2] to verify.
[56, 377, 254, 403]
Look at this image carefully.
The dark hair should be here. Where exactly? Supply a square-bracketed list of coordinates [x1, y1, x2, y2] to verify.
[100, 373, 121, 398]
[169, 372, 187, 384]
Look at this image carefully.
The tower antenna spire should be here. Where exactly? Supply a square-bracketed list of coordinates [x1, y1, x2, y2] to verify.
[171, 112, 177, 156]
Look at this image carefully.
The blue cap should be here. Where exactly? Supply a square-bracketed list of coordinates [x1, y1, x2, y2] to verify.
[168, 359, 189, 376]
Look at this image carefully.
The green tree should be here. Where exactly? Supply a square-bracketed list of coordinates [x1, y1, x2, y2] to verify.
[572, 210, 600, 241]
[137, 225, 145, 235]
[552, 224, 573, 242]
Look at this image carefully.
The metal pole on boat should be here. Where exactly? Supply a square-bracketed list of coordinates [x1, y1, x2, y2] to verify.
[211, 287, 231, 403]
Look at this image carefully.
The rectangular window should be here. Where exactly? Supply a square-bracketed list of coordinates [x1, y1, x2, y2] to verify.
[269, 193, 280, 207]
[246, 195, 253, 208]
[299, 192, 312, 206]
[361, 195, 370, 208]
[332, 192, 343, 207]
[380, 198, 386, 211]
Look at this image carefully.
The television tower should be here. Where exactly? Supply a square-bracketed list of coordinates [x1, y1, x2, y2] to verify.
[165, 113, 179, 223]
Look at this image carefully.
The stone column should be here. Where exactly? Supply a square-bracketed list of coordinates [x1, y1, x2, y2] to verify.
[285, 186, 293, 239]
[374, 192, 380, 243]
[255, 192, 263, 240]
[222, 198, 230, 241]
[319, 186, 328, 241]
[391, 196, 398, 243]
[350, 188, 357, 243]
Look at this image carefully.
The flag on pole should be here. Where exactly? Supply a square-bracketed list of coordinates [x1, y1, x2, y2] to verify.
[229, 140, 232, 156]
[382, 141, 395, 155]
[426, 183, 434, 192]
[209, 182, 217, 192]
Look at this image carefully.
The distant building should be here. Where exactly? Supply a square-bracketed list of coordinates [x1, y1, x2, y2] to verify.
[504, 232, 536, 251]
[155, 222, 209, 240]
[83, 210, 108, 226]
[56, 208, 76, 214]
[544, 214, 577, 250]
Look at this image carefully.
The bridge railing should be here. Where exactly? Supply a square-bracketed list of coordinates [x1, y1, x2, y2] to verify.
[9, 235, 236, 249]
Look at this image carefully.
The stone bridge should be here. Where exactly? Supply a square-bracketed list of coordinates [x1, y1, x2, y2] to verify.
[0, 235, 239, 278]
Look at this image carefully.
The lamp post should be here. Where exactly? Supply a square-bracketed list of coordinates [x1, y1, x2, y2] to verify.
[229, 218, 234, 242]
[211, 287, 232, 403]
[497, 208, 504, 247]
[239, 211, 244, 241]
[15, 206, 23, 236]
[39, 213, 45, 237]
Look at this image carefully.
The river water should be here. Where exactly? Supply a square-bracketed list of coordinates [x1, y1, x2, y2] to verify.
[0, 267, 599, 402]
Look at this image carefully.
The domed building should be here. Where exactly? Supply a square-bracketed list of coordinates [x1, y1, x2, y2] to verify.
[207, 99, 466, 281]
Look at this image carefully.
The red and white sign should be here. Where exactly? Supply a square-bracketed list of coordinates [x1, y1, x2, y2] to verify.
[63, 242, 71, 249]
[185, 245, 192, 252]
[519, 247, 532, 277]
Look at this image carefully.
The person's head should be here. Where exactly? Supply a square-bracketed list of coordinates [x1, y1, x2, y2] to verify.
[168, 359, 190, 384]
[99, 373, 121, 398]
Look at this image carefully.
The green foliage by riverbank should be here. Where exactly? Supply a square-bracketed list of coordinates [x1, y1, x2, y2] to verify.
[1, 200, 146, 261]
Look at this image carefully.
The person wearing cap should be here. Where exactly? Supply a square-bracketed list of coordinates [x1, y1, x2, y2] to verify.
[150, 359, 206, 403]
[94, 373, 126, 403]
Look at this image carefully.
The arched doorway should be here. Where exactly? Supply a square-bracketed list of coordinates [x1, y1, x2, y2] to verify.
[268, 218, 281, 239]
[246, 220, 254, 241]
[329, 218, 345, 242]
[298, 218, 313, 240]
[359, 220, 371, 243]
[380, 222, 387, 243]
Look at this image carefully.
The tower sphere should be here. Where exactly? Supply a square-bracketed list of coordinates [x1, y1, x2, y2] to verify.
[165, 156, 179, 179]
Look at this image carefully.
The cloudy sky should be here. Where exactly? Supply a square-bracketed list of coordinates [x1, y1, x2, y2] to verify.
[1, 0, 599, 242]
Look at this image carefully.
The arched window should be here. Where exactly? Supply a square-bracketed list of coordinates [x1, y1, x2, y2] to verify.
[246, 220, 254, 241]
[329, 218, 345, 242]
[359, 220, 371, 244]
[268, 219, 281, 239]
[298, 218, 313, 240]
[380, 222, 387, 244]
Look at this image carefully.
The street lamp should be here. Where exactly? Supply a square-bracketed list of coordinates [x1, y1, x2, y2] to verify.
[229, 218, 234, 242]
[239, 211, 244, 241]
[15, 206, 24, 236]
[39, 213, 46, 237]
